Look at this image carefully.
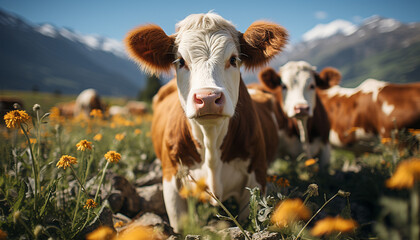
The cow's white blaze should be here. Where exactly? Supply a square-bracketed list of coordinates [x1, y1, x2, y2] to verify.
[279, 61, 317, 118]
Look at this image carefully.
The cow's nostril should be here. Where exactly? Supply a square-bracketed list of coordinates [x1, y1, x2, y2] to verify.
[194, 94, 204, 105]
[215, 93, 225, 105]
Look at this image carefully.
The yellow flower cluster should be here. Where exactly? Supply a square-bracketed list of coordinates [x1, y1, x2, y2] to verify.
[56, 155, 77, 169]
[4, 110, 31, 129]
[311, 216, 358, 236]
[90, 109, 103, 119]
[93, 133, 103, 141]
[179, 178, 210, 202]
[305, 158, 317, 167]
[86, 225, 161, 240]
[386, 158, 420, 189]
[271, 198, 311, 228]
[115, 133, 125, 141]
[266, 175, 290, 188]
[76, 139, 92, 151]
[84, 199, 98, 209]
[104, 151, 121, 163]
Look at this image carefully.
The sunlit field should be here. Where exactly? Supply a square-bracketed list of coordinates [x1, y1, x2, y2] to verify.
[1, 91, 420, 240]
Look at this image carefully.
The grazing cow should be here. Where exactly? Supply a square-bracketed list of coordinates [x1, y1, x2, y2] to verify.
[56, 101, 76, 117]
[315, 68, 420, 152]
[125, 13, 288, 231]
[73, 88, 104, 117]
[250, 61, 332, 167]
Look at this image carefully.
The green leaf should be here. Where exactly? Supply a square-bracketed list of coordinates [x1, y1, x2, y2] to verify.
[13, 182, 26, 211]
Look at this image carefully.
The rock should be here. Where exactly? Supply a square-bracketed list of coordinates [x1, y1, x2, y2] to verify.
[77, 204, 115, 238]
[136, 183, 166, 216]
[218, 227, 252, 240]
[252, 231, 282, 240]
[185, 235, 202, 240]
[110, 175, 142, 217]
[121, 212, 175, 238]
[135, 170, 162, 187]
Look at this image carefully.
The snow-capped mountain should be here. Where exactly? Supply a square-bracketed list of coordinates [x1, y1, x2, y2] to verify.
[0, 8, 146, 97]
[302, 19, 357, 42]
[36, 23, 126, 58]
[243, 16, 420, 87]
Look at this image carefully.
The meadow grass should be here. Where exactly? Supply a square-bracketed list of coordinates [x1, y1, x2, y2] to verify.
[0, 92, 419, 239]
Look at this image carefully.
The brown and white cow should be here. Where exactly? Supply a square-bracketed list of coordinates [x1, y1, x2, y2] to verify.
[125, 13, 287, 231]
[74, 88, 105, 117]
[250, 61, 332, 167]
[316, 68, 420, 152]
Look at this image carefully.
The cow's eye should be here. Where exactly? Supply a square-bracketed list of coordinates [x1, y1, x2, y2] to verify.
[178, 58, 185, 68]
[309, 84, 315, 90]
[282, 84, 287, 90]
[230, 56, 237, 67]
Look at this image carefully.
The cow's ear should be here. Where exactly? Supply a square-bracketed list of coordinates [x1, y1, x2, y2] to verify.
[258, 67, 281, 90]
[240, 21, 288, 70]
[314, 67, 342, 89]
[125, 24, 175, 75]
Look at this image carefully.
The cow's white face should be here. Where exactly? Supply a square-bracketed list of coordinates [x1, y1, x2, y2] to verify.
[280, 61, 317, 118]
[175, 29, 241, 122]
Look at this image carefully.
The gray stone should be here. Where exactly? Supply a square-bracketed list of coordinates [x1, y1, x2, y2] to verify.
[252, 230, 282, 240]
[218, 227, 252, 240]
[136, 183, 166, 216]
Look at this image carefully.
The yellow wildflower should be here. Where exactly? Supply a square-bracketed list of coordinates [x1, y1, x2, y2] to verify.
[114, 221, 124, 228]
[277, 177, 290, 188]
[56, 155, 77, 169]
[179, 178, 210, 202]
[76, 139, 92, 151]
[271, 198, 311, 228]
[0, 229, 7, 240]
[311, 216, 358, 236]
[93, 133, 103, 141]
[118, 225, 160, 240]
[30, 138, 37, 144]
[104, 151, 121, 163]
[305, 158, 317, 167]
[4, 110, 31, 129]
[134, 129, 142, 135]
[84, 199, 98, 209]
[408, 128, 420, 135]
[86, 226, 115, 240]
[90, 109, 103, 118]
[115, 133, 125, 141]
[386, 158, 420, 189]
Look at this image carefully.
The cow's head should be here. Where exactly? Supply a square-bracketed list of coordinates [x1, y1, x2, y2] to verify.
[259, 61, 341, 118]
[125, 13, 287, 123]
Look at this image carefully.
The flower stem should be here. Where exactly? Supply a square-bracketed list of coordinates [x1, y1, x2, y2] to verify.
[94, 161, 110, 203]
[295, 192, 340, 240]
[69, 165, 88, 195]
[189, 175, 251, 240]
[21, 124, 38, 215]
[411, 184, 419, 240]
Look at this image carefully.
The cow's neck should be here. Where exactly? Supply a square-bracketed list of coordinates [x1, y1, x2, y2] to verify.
[296, 117, 312, 159]
[189, 117, 230, 199]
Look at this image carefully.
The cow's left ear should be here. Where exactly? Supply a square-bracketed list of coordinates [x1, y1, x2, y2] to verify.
[314, 67, 342, 89]
[240, 21, 288, 70]
[125, 24, 176, 75]
[258, 67, 281, 90]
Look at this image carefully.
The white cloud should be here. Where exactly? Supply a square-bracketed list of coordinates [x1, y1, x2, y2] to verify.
[315, 11, 327, 20]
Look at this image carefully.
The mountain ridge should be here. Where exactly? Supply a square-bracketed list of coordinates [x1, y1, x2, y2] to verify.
[0, 8, 145, 97]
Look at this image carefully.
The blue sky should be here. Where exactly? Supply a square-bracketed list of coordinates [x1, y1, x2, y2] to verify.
[1, 0, 419, 43]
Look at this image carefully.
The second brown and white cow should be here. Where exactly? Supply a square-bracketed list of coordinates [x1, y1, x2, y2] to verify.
[316, 68, 420, 152]
[251, 61, 333, 167]
[125, 13, 288, 231]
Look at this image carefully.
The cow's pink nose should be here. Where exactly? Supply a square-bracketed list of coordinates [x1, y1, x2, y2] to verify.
[193, 90, 225, 116]
[294, 104, 310, 115]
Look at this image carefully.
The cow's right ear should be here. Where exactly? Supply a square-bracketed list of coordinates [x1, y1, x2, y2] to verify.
[125, 25, 176, 75]
[315, 67, 341, 89]
[258, 67, 281, 90]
